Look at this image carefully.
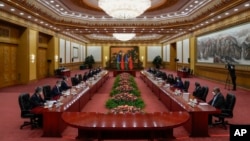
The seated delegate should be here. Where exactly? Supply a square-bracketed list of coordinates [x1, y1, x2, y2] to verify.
[208, 87, 225, 125]
[61, 76, 72, 91]
[173, 77, 184, 90]
[30, 86, 46, 126]
[192, 82, 204, 100]
[83, 72, 89, 81]
[166, 74, 175, 85]
[51, 80, 62, 100]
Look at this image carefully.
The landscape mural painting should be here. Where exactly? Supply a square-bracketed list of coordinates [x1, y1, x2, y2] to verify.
[197, 23, 250, 65]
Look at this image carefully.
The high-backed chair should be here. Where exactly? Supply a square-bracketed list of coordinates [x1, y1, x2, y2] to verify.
[18, 93, 37, 129]
[78, 74, 83, 82]
[201, 86, 209, 102]
[166, 74, 175, 85]
[43, 85, 51, 100]
[71, 77, 78, 86]
[183, 80, 190, 92]
[213, 93, 236, 129]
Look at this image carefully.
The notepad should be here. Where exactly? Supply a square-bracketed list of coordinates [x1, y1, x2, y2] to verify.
[199, 102, 209, 105]
[182, 93, 190, 101]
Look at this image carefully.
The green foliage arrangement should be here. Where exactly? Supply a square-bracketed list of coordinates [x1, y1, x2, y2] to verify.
[152, 55, 162, 69]
[112, 76, 120, 89]
[130, 89, 141, 97]
[106, 98, 145, 109]
[84, 55, 95, 69]
[110, 89, 119, 96]
[106, 73, 145, 110]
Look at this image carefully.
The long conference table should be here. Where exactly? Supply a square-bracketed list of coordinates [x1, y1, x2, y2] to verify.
[140, 70, 221, 137]
[42, 70, 109, 137]
[62, 111, 189, 140]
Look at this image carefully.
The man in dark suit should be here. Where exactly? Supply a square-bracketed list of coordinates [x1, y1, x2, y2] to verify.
[30, 86, 45, 127]
[88, 69, 94, 78]
[51, 80, 62, 100]
[83, 72, 89, 82]
[30, 86, 45, 109]
[208, 87, 225, 125]
[227, 63, 236, 90]
[166, 74, 175, 85]
[173, 77, 184, 90]
[193, 82, 204, 100]
[61, 76, 72, 91]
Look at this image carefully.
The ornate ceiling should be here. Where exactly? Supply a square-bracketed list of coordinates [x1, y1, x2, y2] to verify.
[0, 0, 249, 43]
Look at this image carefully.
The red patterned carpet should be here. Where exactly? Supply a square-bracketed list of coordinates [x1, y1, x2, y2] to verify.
[0, 69, 249, 141]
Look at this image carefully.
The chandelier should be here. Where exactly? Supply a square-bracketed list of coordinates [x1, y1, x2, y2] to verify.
[113, 33, 136, 41]
[98, 0, 151, 19]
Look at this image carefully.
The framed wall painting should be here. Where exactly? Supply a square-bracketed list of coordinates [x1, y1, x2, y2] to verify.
[197, 23, 250, 65]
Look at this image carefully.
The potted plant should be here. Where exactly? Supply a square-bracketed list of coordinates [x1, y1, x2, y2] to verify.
[84, 55, 95, 69]
[152, 55, 162, 69]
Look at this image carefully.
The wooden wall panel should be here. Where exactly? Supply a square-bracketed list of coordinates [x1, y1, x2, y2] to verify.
[195, 65, 250, 89]
[37, 48, 48, 79]
[169, 43, 177, 71]
[0, 43, 17, 88]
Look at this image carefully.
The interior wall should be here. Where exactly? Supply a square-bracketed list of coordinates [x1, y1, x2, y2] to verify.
[37, 32, 48, 79]
[0, 22, 21, 88]
[164, 10, 250, 89]
[37, 48, 48, 79]
[102, 45, 109, 68]
[17, 28, 29, 84]
[183, 38, 190, 64]
[139, 45, 146, 68]
[0, 43, 17, 88]
[48, 36, 59, 76]
[146, 45, 162, 68]
[190, 37, 196, 72]
[168, 43, 177, 71]
[58, 38, 86, 70]
[1, 7, 250, 89]
[59, 38, 65, 65]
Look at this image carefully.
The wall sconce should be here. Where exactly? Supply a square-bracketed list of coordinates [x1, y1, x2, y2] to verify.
[30, 54, 35, 63]
[55, 55, 58, 62]
[105, 56, 108, 61]
[141, 56, 144, 61]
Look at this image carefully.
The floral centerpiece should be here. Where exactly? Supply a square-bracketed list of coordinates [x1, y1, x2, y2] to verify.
[115, 85, 133, 92]
[118, 80, 129, 85]
[108, 105, 144, 114]
[111, 93, 138, 101]
[106, 73, 145, 114]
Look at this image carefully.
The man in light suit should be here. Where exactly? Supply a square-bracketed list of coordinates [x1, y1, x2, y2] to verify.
[208, 87, 225, 125]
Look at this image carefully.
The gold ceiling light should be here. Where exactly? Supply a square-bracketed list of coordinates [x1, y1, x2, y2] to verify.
[112, 33, 136, 41]
[98, 0, 151, 19]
